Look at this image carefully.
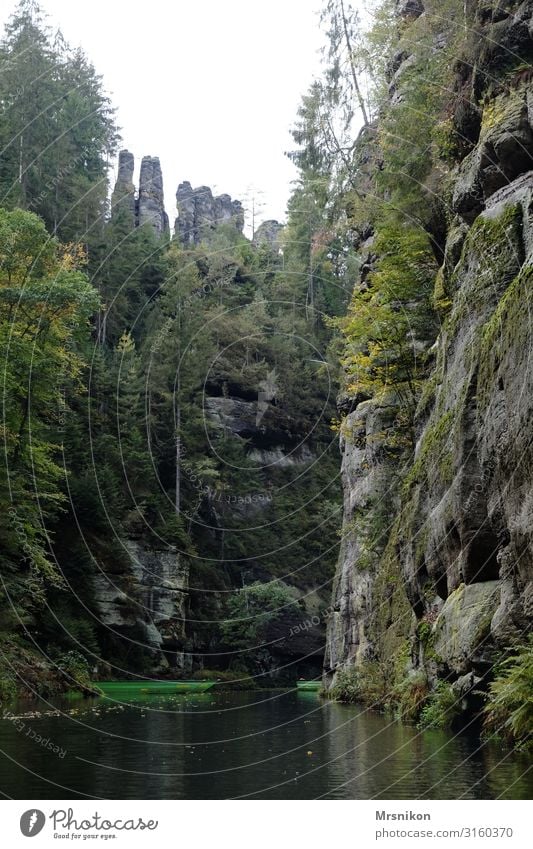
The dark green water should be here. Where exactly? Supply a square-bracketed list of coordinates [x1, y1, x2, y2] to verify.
[0, 690, 531, 799]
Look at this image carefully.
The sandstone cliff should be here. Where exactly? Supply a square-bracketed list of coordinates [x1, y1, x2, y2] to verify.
[111, 154, 247, 246]
[174, 182, 244, 245]
[138, 156, 169, 234]
[92, 540, 189, 673]
[111, 150, 169, 236]
[110, 149, 136, 224]
[252, 219, 284, 252]
[324, 0, 533, 721]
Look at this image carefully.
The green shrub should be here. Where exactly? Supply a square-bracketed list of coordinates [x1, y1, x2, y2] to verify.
[57, 651, 99, 695]
[330, 663, 387, 706]
[220, 581, 299, 649]
[0, 672, 16, 705]
[483, 637, 533, 750]
[395, 671, 429, 721]
[418, 681, 461, 729]
[330, 667, 360, 702]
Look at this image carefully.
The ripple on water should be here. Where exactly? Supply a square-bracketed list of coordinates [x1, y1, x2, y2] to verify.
[0, 691, 531, 799]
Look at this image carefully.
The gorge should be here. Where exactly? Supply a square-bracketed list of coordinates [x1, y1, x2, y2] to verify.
[0, 0, 532, 800]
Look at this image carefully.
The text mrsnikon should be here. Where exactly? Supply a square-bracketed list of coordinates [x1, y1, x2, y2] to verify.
[376, 811, 431, 821]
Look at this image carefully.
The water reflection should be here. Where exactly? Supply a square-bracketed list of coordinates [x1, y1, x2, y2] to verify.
[0, 690, 530, 799]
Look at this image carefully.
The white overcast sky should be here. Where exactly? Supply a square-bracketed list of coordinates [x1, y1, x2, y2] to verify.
[1, 0, 327, 229]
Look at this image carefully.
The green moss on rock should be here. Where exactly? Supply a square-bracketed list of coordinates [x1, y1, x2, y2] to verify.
[403, 408, 455, 496]
[432, 582, 500, 675]
[478, 265, 533, 411]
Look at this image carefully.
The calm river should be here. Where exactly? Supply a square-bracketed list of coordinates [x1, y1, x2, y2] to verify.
[0, 690, 531, 799]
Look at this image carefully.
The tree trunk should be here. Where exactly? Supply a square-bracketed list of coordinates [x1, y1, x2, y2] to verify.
[339, 0, 369, 126]
[175, 302, 182, 515]
[175, 399, 181, 516]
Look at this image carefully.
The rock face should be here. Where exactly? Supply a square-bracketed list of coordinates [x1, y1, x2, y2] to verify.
[93, 540, 189, 669]
[399, 186, 533, 668]
[199, 369, 338, 680]
[452, 88, 533, 222]
[110, 150, 136, 224]
[324, 0, 533, 708]
[396, 0, 424, 19]
[324, 393, 413, 687]
[204, 396, 318, 468]
[204, 397, 260, 439]
[111, 153, 244, 244]
[432, 582, 500, 675]
[111, 150, 168, 237]
[138, 156, 169, 234]
[252, 220, 284, 252]
[204, 393, 308, 454]
[174, 182, 244, 245]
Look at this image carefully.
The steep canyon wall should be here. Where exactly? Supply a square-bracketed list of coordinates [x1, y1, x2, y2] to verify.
[324, 0, 533, 717]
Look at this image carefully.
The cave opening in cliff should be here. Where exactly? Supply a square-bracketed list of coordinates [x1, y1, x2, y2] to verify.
[465, 531, 500, 583]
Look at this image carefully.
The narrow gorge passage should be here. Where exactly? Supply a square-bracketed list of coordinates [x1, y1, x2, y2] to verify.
[0, 0, 532, 806]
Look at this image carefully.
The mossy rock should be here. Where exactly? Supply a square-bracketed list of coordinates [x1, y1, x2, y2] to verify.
[477, 265, 533, 412]
[432, 581, 500, 674]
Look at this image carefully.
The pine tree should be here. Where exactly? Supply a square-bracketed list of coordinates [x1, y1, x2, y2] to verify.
[0, 1, 118, 241]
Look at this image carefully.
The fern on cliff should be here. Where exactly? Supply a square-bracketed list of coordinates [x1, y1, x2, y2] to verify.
[483, 638, 533, 750]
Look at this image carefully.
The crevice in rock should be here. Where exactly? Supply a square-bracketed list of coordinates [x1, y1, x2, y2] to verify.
[465, 531, 500, 583]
